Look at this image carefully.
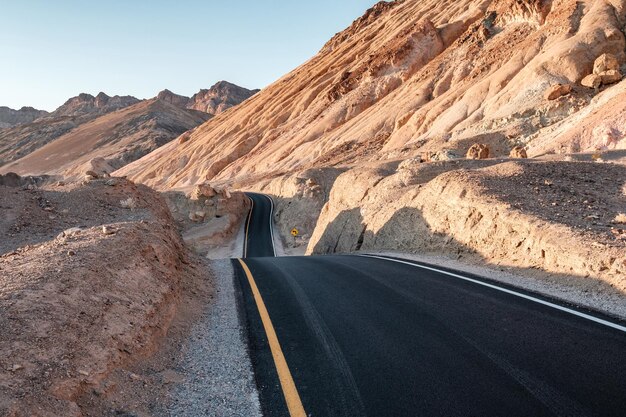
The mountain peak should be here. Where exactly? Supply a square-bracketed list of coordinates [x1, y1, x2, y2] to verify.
[155, 82, 258, 116]
[53, 92, 140, 118]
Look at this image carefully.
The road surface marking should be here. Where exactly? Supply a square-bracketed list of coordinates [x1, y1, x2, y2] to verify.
[358, 254, 626, 334]
[243, 196, 254, 257]
[237, 259, 307, 417]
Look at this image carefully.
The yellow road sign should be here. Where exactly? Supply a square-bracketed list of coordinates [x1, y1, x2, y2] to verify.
[291, 228, 299, 237]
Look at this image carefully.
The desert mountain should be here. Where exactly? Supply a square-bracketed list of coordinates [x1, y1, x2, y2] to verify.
[0, 82, 256, 168]
[0, 99, 210, 178]
[0, 106, 48, 128]
[157, 81, 259, 115]
[0, 93, 140, 166]
[116, 0, 626, 189]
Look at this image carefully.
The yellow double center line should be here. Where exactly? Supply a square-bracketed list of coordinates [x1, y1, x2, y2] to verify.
[237, 259, 307, 417]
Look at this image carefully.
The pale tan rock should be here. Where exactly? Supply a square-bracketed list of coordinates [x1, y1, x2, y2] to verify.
[599, 69, 622, 85]
[466, 143, 490, 159]
[190, 183, 217, 200]
[581, 74, 602, 89]
[593, 53, 620, 74]
[509, 146, 528, 158]
[544, 84, 572, 100]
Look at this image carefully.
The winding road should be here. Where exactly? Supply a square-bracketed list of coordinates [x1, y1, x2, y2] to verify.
[234, 193, 626, 417]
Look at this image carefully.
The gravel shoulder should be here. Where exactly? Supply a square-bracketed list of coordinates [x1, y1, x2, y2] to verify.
[166, 259, 261, 417]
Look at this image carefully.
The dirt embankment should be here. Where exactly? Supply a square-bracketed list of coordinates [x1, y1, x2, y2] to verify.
[307, 160, 626, 303]
[0, 177, 204, 416]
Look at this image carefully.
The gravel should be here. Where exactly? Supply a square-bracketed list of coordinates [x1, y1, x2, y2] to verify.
[166, 259, 262, 417]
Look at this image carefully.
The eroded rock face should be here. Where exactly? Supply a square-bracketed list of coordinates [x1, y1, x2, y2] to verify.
[466, 143, 490, 159]
[544, 84, 572, 100]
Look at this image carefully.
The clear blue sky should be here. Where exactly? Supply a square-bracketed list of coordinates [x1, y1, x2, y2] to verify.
[0, 0, 379, 111]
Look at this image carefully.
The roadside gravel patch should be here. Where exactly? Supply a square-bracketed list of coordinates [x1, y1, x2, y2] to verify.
[167, 259, 262, 416]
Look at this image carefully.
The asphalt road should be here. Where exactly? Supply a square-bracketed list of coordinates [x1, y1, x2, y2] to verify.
[235, 193, 626, 417]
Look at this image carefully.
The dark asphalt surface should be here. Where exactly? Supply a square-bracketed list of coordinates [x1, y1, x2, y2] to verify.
[235, 193, 626, 417]
[244, 192, 276, 258]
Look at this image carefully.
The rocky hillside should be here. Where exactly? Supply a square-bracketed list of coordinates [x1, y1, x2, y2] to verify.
[0, 106, 48, 128]
[0, 93, 140, 166]
[0, 99, 209, 178]
[0, 83, 256, 169]
[157, 81, 259, 116]
[117, 0, 626, 188]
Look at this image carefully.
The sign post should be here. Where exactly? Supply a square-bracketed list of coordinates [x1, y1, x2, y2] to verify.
[291, 228, 299, 246]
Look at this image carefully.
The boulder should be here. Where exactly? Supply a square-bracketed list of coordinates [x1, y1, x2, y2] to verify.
[85, 157, 114, 177]
[509, 146, 528, 158]
[593, 53, 620, 74]
[599, 69, 622, 85]
[190, 183, 217, 200]
[0, 172, 22, 187]
[431, 149, 460, 161]
[85, 170, 99, 179]
[178, 132, 191, 145]
[544, 84, 572, 100]
[466, 143, 490, 159]
[581, 74, 602, 89]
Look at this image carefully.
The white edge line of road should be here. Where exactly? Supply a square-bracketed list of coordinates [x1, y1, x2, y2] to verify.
[358, 254, 626, 334]
[265, 194, 277, 257]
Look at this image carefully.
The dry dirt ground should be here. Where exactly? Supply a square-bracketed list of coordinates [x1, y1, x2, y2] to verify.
[0, 178, 215, 416]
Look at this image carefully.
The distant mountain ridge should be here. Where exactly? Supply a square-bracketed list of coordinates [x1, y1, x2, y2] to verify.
[0, 106, 49, 128]
[51, 92, 141, 118]
[157, 81, 259, 115]
[0, 81, 257, 173]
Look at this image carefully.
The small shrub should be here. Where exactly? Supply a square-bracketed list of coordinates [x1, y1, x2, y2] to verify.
[120, 197, 136, 210]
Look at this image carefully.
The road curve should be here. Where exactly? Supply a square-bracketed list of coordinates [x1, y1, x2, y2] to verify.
[243, 192, 276, 258]
[235, 193, 626, 417]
